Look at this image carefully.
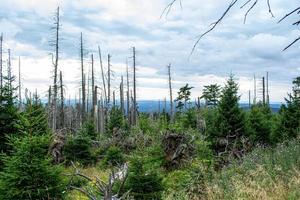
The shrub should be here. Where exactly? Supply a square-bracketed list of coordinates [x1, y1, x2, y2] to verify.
[80, 120, 97, 140]
[100, 146, 125, 168]
[63, 133, 95, 166]
[122, 157, 164, 200]
[0, 135, 66, 200]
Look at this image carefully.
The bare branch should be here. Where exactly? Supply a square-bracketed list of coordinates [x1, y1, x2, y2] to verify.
[283, 36, 300, 51]
[190, 0, 239, 56]
[243, 0, 258, 24]
[278, 7, 300, 23]
[267, 0, 274, 17]
[161, 0, 182, 18]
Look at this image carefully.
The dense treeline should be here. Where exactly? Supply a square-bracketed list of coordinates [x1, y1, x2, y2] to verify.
[0, 5, 299, 199]
[0, 60, 299, 199]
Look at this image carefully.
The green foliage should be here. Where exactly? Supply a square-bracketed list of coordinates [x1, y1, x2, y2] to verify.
[123, 157, 164, 200]
[107, 107, 126, 136]
[0, 78, 19, 152]
[274, 77, 300, 142]
[246, 104, 273, 144]
[201, 84, 221, 107]
[63, 133, 95, 166]
[139, 113, 155, 134]
[80, 120, 97, 139]
[0, 135, 66, 200]
[100, 146, 124, 168]
[18, 95, 49, 136]
[175, 84, 194, 111]
[212, 75, 247, 153]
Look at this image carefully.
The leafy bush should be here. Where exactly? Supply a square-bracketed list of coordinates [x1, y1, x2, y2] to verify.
[80, 120, 97, 140]
[63, 133, 95, 166]
[122, 157, 164, 200]
[0, 135, 66, 200]
[100, 146, 125, 168]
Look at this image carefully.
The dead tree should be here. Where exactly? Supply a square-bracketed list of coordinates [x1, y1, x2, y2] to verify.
[91, 54, 96, 119]
[167, 64, 174, 122]
[50, 7, 60, 131]
[59, 71, 65, 129]
[132, 47, 137, 126]
[107, 54, 111, 105]
[0, 33, 3, 93]
[253, 73, 257, 104]
[126, 59, 130, 123]
[262, 76, 266, 105]
[113, 90, 116, 107]
[80, 33, 86, 123]
[98, 46, 107, 106]
[266, 71, 270, 105]
[18, 56, 22, 108]
[120, 76, 125, 114]
[7, 49, 12, 94]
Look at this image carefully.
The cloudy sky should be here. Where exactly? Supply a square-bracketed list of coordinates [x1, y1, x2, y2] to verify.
[0, 0, 299, 103]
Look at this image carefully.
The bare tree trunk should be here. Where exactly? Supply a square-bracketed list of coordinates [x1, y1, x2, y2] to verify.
[107, 54, 111, 105]
[167, 64, 174, 122]
[253, 73, 256, 105]
[52, 7, 60, 131]
[113, 90, 116, 107]
[91, 54, 96, 119]
[93, 86, 98, 122]
[120, 76, 124, 114]
[0, 33, 3, 93]
[7, 49, 12, 93]
[80, 33, 86, 123]
[262, 76, 266, 105]
[248, 90, 251, 109]
[87, 66, 90, 114]
[266, 72, 269, 105]
[98, 46, 107, 106]
[18, 56, 22, 109]
[59, 71, 64, 128]
[132, 47, 137, 126]
[126, 59, 130, 124]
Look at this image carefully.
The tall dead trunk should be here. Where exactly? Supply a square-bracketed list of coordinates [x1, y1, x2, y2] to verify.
[167, 64, 174, 122]
[51, 7, 60, 131]
[18, 56, 22, 108]
[262, 76, 266, 105]
[132, 47, 137, 125]
[120, 76, 124, 114]
[107, 54, 111, 105]
[91, 54, 96, 119]
[7, 49, 12, 93]
[253, 74, 256, 104]
[266, 72, 269, 105]
[98, 46, 107, 107]
[126, 59, 130, 123]
[59, 71, 64, 128]
[0, 33, 3, 93]
[80, 33, 86, 123]
[113, 90, 116, 107]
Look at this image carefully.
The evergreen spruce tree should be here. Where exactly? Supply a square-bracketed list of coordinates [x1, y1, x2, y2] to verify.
[201, 84, 221, 107]
[274, 77, 300, 142]
[0, 74, 19, 152]
[247, 104, 272, 144]
[123, 158, 163, 200]
[18, 94, 49, 136]
[0, 135, 66, 200]
[213, 75, 246, 156]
